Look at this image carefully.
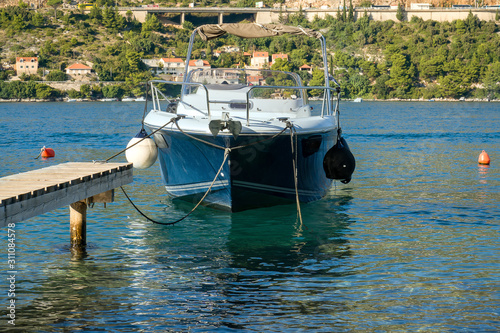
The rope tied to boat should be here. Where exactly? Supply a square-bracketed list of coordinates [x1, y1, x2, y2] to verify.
[120, 148, 231, 226]
[105, 115, 302, 226]
[286, 121, 304, 227]
[173, 117, 289, 151]
[97, 117, 178, 164]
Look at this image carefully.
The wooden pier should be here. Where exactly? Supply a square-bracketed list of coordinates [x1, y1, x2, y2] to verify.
[0, 162, 133, 246]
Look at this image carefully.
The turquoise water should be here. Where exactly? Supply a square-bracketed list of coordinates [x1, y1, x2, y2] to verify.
[1, 101, 499, 332]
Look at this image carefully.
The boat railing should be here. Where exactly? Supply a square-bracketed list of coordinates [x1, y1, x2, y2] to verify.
[150, 80, 211, 116]
[245, 85, 339, 126]
[149, 80, 339, 126]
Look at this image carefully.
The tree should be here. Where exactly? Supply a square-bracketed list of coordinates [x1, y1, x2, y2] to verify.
[18, 1, 28, 9]
[11, 14, 27, 30]
[455, 19, 466, 34]
[80, 84, 91, 98]
[142, 13, 161, 37]
[484, 62, 500, 98]
[309, 68, 325, 97]
[385, 53, 416, 97]
[420, 55, 445, 81]
[342, 0, 347, 22]
[46, 70, 67, 81]
[36, 84, 58, 100]
[47, 0, 63, 20]
[396, 3, 406, 22]
[31, 12, 44, 27]
[126, 50, 142, 72]
[348, 0, 354, 22]
[270, 58, 292, 72]
[102, 84, 123, 98]
[438, 59, 470, 98]
[372, 74, 391, 99]
[89, 5, 102, 23]
[347, 72, 370, 97]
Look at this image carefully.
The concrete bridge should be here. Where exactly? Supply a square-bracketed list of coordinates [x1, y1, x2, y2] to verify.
[118, 6, 498, 25]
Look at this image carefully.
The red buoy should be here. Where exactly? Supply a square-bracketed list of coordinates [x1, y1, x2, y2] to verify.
[478, 150, 490, 165]
[41, 146, 55, 158]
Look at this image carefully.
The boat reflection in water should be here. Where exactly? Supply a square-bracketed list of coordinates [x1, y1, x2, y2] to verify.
[226, 195, 354, 273]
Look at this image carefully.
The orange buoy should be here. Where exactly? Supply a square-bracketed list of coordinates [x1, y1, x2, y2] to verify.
[41, 146, 55, 158]
[478, 150, 490, 165]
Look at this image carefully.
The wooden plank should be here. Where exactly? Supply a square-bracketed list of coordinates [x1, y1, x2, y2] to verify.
[0, 162, 133, 227]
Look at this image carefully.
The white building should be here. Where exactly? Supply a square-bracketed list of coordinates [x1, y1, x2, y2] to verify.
[66, 63, 92, 75]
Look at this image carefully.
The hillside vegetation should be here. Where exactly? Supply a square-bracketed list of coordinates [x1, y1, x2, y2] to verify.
[1, 3, 499, 100]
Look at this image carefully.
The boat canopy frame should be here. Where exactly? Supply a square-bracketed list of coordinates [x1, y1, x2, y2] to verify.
[182, 23, 338, 115]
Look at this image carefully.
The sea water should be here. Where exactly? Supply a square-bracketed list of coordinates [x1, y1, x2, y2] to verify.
[0, 101, 499, 332]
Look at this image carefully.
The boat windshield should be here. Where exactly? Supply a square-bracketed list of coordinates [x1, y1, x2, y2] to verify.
[185, 68, 304, 100]
[187, 68, 302, 87]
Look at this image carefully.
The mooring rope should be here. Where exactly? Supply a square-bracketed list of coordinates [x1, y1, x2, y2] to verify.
[99, 117, 177, 163]
[120, 148, 230, 226]
[101, 114, 301, 226]
[287, 122, 303, 226]
[173, 117, 290, 151]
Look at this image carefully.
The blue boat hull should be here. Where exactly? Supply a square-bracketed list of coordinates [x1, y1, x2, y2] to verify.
[154, 129, 335, 212]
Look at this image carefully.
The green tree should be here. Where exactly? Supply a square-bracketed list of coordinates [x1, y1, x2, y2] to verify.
[372, 74, 391, 99]
[46, 70, 67, 81]
[270, 58, 292, 72]
[347, 72, 370, 97]
[142, 13, 161, 37]
[385, 53, 415, 96]
[47, 0, 63, 20]
[36, 84, 58, 100]
[455, 19, 466, 34]
[102, 84, 123, 98]
[342, 0, 347, 22]
[309, 68, 325, 96]
[420, 55, 445, 81]
[438, 59, 470, 98]
[102, 5, 124, 30]
[484, 62, 500, 98]
[348, 0, 354, 22]
[18, 1, 28, 9]
[31, 12, 44, 27]
[126, 50, 142, 72]
[396, 3, 406, 22]
[68, 89, 82, 99]
[80, 84, 91, 98]
[11, 14, 27, 30]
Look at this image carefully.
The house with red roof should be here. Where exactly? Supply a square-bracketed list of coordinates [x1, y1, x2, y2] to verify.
[271, 53, 288, 66]
[15, 57, 38, 76]
[250, 51, 269, 69]
[66, 63, 92, 75]
[158, 58, 185, 75]
[188, 59, 211, 72]
[299, 64, 312, 73]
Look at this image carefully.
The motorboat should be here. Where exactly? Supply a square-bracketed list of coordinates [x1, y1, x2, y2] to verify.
[136, 24, 355, 212]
